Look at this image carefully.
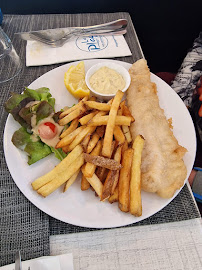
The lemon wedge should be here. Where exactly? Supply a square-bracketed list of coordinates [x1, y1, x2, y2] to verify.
[64, 61, 90, 99]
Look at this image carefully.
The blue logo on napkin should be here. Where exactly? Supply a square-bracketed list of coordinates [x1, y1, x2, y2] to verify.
[76, 36, 108, 52]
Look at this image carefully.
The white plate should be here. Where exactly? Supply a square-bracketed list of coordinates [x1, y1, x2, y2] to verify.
[3, 59, 196, 228]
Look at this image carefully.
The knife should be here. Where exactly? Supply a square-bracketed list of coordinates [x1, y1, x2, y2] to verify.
[15, 19, 128, 42]
[15, 251, 22, 270]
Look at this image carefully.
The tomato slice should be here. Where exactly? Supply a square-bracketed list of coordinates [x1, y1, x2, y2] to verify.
[44, 122, 56, 132]
[38, 122, 57, 140]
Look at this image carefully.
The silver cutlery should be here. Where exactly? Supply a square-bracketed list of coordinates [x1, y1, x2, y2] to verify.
[15, 251, 30, 270]
[15, 251, 22, 270]
[15, 19, 128, 47]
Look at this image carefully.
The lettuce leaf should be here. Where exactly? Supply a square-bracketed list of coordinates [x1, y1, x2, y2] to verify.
[24, 87, 55, 108]
[12, 127, 33, 149]
[12, 127, 67, 164]
[11, 97, 36, 130]
[24, 141, 52, 165]
[4, 93, 30, 114]
[35, 101, 54, 123]
[4, 87, 55, 114]
[12, 127, 51, 165]
[50, 147, 67, 161]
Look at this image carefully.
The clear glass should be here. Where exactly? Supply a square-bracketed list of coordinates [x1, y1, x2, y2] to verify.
[0, 27, 22, 83]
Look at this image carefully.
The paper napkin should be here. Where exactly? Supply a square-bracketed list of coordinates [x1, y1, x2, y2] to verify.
[0, 253, 74, 270]
[26, 35, 132, 66]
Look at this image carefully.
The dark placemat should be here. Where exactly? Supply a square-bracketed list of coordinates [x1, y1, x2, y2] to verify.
[49, 184, 201, 235]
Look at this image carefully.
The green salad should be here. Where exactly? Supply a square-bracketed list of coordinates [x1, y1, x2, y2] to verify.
[4, 87, 67, 165]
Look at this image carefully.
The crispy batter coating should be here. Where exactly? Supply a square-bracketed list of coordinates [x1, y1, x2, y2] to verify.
[126, 59, 187, 198]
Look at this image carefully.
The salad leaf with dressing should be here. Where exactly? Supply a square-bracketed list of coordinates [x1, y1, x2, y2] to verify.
[4, 87, 67, 165]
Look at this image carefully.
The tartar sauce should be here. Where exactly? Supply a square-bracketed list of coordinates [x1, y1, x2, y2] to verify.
[89, 66, 126, 94]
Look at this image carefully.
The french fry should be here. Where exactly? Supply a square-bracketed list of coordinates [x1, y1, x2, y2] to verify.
[63, 169, 80, 192]
[87, 111, 108, 129]
[56, 126, 85, 148]
[85, 173, 103, 198]
[89, 96, 97, 101]
[122, 125, 132, 143]
[83, 140, 102, 178]
[96, 126, 105, 138]
[108, 186, 119, 204]
[130, 135, 145, 216]
[113, 126, 125, 143]
[86, 132, 100, 154]
[89, 115, 131, 127]
[92, 110, 108, 119]
[111, 144, 122, 193]
[101, 144, 122, 200]
[79, 111, 97, 125]
[37, 154, 84, 197]
[31, 145, 83, 190]
[118, 148, 133, 212]
[81, 133, 91, 151]
[84, 153, 121, 170]
[84, 101, 111, 111]
[107, 98, 114, 105]
[59, 97, 88, 118]
[95, 141, 115, 182]
[59, 104, 87, 126]
[101, 170, 117, 201]
[102, 90, 124, 157]
[117, 108, 123, 116]
[113, 116, 131, 126]
[96, 167, 109, 183]
[81, 174, 90, 190]
[120, 100, 135, 122]
[60, 118, 79, 139]
[121, 140, 128, 156]
[120, 100, 125, 109]
[67, 126, 96, 152]
[62, 145, 69, 153]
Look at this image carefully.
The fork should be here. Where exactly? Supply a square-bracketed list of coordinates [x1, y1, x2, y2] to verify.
[29, 19, 128, 47]
[15, 251, 22, 270]
[15, 251, 30, 270]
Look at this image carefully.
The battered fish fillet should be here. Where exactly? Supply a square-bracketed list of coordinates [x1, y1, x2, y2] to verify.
[126, 59, 187, 198]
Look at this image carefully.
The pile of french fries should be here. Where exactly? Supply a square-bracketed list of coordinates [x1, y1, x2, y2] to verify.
[31, 90, 145, 217]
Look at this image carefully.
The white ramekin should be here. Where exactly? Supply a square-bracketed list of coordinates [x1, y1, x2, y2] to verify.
[85, 62, 131, 101]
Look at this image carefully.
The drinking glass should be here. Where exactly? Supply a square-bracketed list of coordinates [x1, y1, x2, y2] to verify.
[0, 27, 22, 83]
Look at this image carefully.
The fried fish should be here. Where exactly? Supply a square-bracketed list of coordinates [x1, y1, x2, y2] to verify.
[126, 59, 187, 198]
